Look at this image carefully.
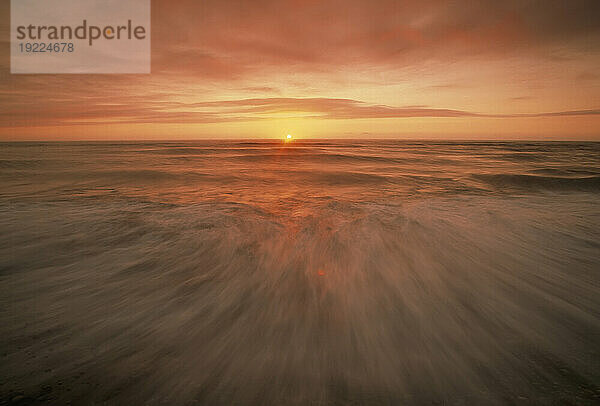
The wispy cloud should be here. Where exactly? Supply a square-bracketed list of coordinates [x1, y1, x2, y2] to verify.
[2, 96, 599, 127]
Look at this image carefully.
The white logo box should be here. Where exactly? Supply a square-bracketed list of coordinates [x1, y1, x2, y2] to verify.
[11, 0, 150, 74]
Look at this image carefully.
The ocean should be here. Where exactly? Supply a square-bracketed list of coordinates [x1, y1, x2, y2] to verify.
[1, 140, 599, 405]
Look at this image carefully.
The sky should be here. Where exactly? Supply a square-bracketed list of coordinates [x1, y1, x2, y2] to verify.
[1, 0, 599, 140]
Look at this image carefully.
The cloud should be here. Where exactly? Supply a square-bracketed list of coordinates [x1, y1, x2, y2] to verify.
[2, 96, 598, 127]
[2, 1, 599, 80]
[148, 0, 600, 77]
[499, 109, 600, 118]
[242, 86, 281, 94]
[184, 98, 480, 119]
[576, 71, 599, 81]
[508, 96, 533, 101]
[0, 0, 598, 139]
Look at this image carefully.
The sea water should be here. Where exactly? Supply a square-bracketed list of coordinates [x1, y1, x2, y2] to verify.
[1, 140, 599, 404]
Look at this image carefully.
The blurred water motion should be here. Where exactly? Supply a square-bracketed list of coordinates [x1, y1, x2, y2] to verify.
[1, 140, 599, 405]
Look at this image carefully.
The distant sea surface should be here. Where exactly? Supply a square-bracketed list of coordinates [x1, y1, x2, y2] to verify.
[1, 140, 599, 405]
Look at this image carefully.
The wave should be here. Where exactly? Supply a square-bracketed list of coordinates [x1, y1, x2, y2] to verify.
[301, 170, 390, 185]
[33, 169, 246, 185]
[473, 173, 600, 192]
[2, 141, 599, 204]
[0, 159, 47, 169]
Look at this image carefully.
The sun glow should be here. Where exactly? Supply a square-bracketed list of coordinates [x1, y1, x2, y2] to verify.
[285, 134, 293, 142]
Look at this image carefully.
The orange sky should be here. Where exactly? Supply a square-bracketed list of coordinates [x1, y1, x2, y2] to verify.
[1, 0, 599, 140]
